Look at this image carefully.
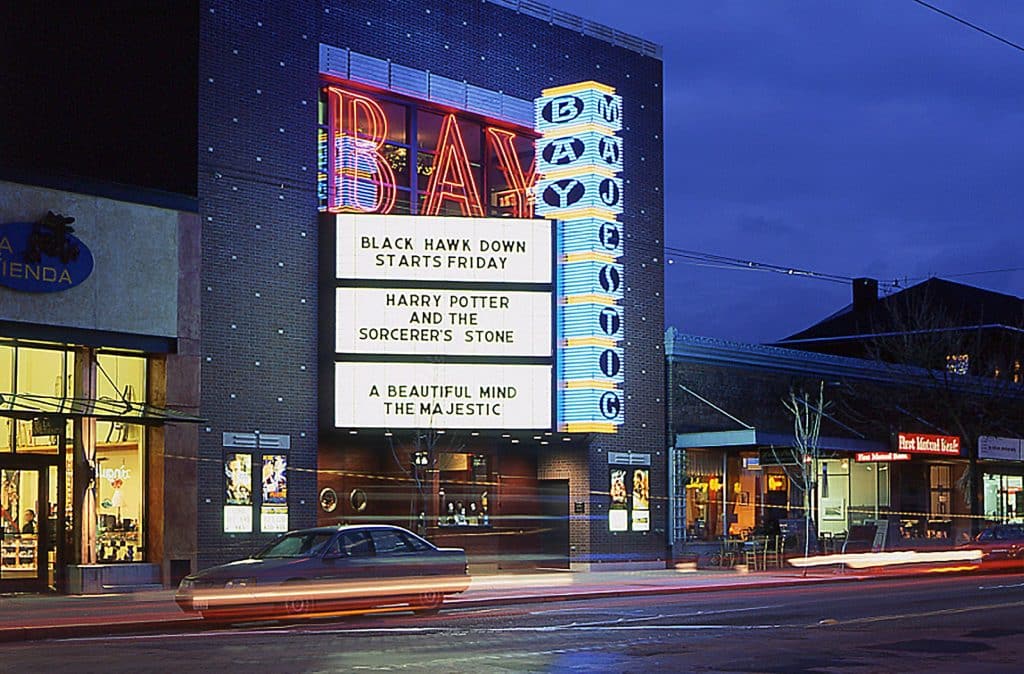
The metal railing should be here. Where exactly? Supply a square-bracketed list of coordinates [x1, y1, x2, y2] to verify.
[487, 0, 663, 59]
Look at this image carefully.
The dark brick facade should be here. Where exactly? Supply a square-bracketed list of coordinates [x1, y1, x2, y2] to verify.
[198, 0, 664, 568]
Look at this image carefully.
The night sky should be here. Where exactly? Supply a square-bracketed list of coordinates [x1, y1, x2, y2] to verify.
[3, 2, 1020, 345]
[546, 0, 1024, 344]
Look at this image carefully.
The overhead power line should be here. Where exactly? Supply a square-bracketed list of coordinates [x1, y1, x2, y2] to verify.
[664, 246, 860, 287]
[908, 0, 1024, 54]
[663, 246, 1022, 294]
[907, 267, 1024, 281]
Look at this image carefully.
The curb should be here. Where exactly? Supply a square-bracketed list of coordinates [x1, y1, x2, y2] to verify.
[0, 616, 202, 644]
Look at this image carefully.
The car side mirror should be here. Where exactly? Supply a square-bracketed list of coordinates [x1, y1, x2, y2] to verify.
[323, 551, 345, 560]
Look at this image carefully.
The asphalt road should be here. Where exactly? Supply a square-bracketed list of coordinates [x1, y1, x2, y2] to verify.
[2, 572, 1023, 673]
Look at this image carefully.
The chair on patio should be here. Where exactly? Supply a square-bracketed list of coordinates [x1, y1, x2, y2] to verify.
[744, 537, 767, 570]
[762, 535, 783, 569]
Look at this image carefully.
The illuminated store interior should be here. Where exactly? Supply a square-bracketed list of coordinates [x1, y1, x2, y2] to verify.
[0, 341, 159, 589]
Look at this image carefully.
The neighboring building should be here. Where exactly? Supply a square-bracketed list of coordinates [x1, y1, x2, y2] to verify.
[774, 277, 1024, 537]
[666, 327, 1018, 556]
[776, 277, 1024, 380]
[665, 279, 1024, 563]
[0, 176, 202, 593]
[666, 329, 901, 559]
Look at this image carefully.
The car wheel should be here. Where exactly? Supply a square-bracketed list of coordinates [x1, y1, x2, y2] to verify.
[412, 591, 444, 615]
[283, 580, 316, 616]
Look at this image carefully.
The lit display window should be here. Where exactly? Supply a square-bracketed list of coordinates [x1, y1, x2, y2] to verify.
[95, 352, 146, 562]
[945, 353, 969, 375]
[438, 453, 490, 527]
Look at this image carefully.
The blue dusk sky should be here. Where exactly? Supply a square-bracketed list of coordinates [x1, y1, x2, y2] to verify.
[545, 0, 1024, 343]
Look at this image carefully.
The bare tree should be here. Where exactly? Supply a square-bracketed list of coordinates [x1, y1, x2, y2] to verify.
[775, 381, 831, 565]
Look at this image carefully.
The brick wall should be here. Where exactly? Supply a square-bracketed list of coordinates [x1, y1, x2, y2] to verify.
[669, 360, 804, 435]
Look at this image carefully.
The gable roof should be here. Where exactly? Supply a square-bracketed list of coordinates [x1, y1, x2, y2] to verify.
[776, 278, 1024, 345]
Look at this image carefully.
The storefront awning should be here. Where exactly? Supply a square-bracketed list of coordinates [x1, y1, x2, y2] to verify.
[675, 429, 886, 453]
[0, 392, 204, 424]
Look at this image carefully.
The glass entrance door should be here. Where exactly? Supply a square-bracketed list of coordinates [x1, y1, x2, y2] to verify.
[0, 465, 51, 590]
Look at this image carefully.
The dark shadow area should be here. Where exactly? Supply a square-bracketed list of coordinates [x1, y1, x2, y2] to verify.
[0, 1, 198, 196]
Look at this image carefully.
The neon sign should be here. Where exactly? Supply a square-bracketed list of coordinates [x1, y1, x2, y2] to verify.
[320, 86, 536, 217]
[896, 433, 962, 456]
[422, 114, 485, 217]
[323, 87, 397, 214]
[535, 82, 624, 434]
[485, 128, 536, 219]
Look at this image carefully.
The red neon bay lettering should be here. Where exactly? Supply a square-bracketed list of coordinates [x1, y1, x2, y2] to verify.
[324, 87, 397, 213]
[422, 114, 485, 217]
[485, 128, 536, 219]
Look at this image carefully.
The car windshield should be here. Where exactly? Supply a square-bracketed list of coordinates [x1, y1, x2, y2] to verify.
[996, 526, 1024, 540]
[255, 532, 334, 559]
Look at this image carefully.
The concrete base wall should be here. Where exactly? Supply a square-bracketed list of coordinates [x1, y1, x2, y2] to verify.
[65, 563, 161, 594]
[570, 560, 668, 573]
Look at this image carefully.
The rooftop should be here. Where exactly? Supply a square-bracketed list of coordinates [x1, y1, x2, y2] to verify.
[488, 0, 662, 59]
[778, 278, 1024, 345]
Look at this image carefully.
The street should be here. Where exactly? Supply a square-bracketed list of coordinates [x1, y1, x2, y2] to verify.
[2, 572, 1022, 673]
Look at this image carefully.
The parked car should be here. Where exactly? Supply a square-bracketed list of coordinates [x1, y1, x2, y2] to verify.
[175, 524, 470, 619]
[959, 524, 1024, 570]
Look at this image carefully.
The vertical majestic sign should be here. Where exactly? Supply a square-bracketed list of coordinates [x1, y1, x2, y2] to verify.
[535, 82, 624, 433]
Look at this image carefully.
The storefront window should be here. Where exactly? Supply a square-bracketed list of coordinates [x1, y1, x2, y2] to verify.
[817, 458, 850, 536]
[15, 347, 73, 454]
[984, 473, 1023, 524]
[684, 449, 723, 540]
[95, 353, 145, 562]
[928, 464, 954, 540]
[0, 344, 12, 453]
[850, 460, 877, 526]
[728, 455, 757, 537]
[438, 453, 489, 527]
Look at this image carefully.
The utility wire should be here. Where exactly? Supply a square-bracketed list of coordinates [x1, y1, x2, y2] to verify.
[664, 245, 868, 287]
[664, 245, 1020, 294]
[908, 0, 1024, 54]
[904, 266, 1024, 282]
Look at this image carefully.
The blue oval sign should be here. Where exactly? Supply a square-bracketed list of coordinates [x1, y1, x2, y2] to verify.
[0, 219, 94, 293]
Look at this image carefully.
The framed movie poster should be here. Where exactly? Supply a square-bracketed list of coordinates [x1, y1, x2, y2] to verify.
[224, 453, 253, 533]
[260, 455, 288, 533]
[609, 468, 628, 531]
[631, 467, 650, 532]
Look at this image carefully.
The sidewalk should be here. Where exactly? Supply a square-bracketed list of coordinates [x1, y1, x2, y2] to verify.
[0, 566, 859, 643]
